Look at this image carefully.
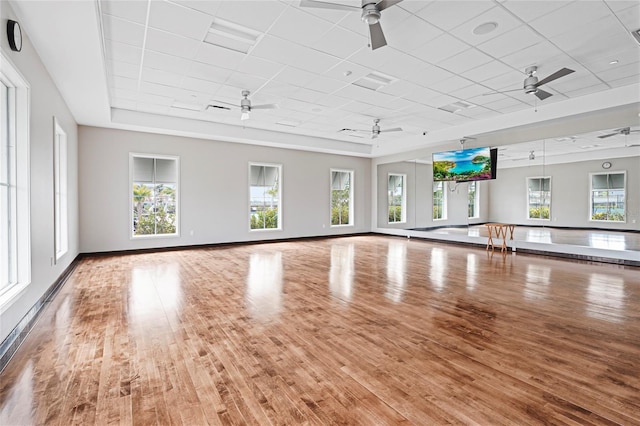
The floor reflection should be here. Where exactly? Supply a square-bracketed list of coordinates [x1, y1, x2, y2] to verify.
[385, 241, 406, 303]
[429, 247, 447, 292]
[466, 253, 478, 291]
[589, 233, 626, 251]
[586, 273, 626, 323]
[524, 229, 553, 244]
[0, 360, 34, 425]
[330, 243, 354, 303]
[130, 264, 182, 325]
[524, 264, 551, 301]
[246, 252, 283, 321]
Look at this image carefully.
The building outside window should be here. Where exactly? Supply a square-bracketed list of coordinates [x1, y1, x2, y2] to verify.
[331, 169, 353, 226]
[433, 181, 446, 220]
[130, 154, 179, 237]
[250, 163, 281, 230]
[388, 174, 406, 223]
[527, 177, 551, 220]
[590, 172, 625, 222]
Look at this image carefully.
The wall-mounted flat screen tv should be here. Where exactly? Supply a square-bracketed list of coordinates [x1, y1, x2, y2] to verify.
[432, 146, 496, 182]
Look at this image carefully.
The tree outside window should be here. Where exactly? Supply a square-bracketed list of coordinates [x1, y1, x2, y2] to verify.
[527, 177, 551, 220]
[590, 172, 625, 222]
[331, 170, 353, 226]
[250, 164, 281, 230]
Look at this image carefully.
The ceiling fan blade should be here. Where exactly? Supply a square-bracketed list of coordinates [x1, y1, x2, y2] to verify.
[206, 104, 232, 111]
[380, 127, 403, 133]
[597, 132, 620, 139]
[534, 89, 553, 101]
[250, 104, 278, 110]
[536, 67, 575, 87]
[368, 21, 387, 50]
[377, 0, 403, 11]
[299, 0, 360, 11]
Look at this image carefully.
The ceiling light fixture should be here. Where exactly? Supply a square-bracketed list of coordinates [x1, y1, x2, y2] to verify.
[609, 59, 619, 65]
[240, 111, 250, 121]
[529, 150, 535, 160]
[473, 22, 498, 35]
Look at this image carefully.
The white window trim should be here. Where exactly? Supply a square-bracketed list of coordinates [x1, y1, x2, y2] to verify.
[129, 153, 180, 239]
[468, 181, 479, 219]
[330, 168, 354, 228]
[0, 50, 31, 313]
[388, 173, 406, 224]
[589, 170, 627, 223]
[53, 117, 68, 261]
[526, 176, 551, 221]
[433, 181, 447, 221]
[249, 162, 283, 232]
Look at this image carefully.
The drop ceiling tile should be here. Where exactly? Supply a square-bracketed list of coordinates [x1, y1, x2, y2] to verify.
[187, 62, 233, 84]
[416, 1, 495, 31]
[439, 48, 493, 74]
[112, 88, 138, 101]
[615, 3, 640, 30]
[322, 61, 371, 82]
[499, 41, 564, 70]
[236, 56, 284, 80]
[450, 6, 520, 46]
[292, 1, 354, 23]
[250, 35, 308, 66]
[449, 83, 492, 101]
[138, 103, 171, 115]
[477, 25, 543, 59]
[268, 7, 334, 47]
[596, 61, 640, 82]
[501, 1, 572, 23]
[479, 96, 525, 111]
[550, 15, 627, 54]
[305, 75, 348, 94]
[105, 40, 142, 64]
[404, 64, 455, 86]
[145, 28, 201, 59]
[108, 60, 140, 79]
[100, 0, 148, 25]
[562, 83, 612, 98]
[374, 52, 427, 80]
[140, 81, 187, 99]
[348, 47, 408, 71]
[194, 43, 247, 70]
[543, 73, 602, 94]
[460, 60, 515, 82]
[258, 81, 300, 98]
[433, 75, 475, 94]
[173, 0, 222, 16]
[378, 79, 423, 97]
[141, 67, 183, 87]
[224, 72, 269, 93]
[384, 16, 444, 52]
[375, 3, 413, 31]
[148, 1, 213, 40]
[111, 98, 137, 109]
[529, 1, 612, 39]
[102, 14, 145, 47]
[288, 48, 343, 74]
[215, 0, 288, 32]
[311, 26, 367, 59]
[410, 33, 470, 64]
[180, 77, 222, 96]
[402, 85, 452, 107]
[144, 51, 192, 75]
[315, 94, 351, 109]
[272, 66, 318, 87]
[111, 75, 137, 91]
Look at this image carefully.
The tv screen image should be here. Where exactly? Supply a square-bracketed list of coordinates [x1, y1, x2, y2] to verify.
[432, 146, 493, 182]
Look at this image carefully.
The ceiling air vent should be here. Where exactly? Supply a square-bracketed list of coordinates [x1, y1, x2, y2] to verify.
[352, 71, 397, 91]
[205, 18, 261, 54]
[338, 128, 366, 138]
[438, 100, 476, 114]
[632, 28, 640, 45]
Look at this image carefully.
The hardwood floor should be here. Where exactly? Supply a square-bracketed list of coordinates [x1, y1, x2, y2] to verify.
[1, 235, 639, 425]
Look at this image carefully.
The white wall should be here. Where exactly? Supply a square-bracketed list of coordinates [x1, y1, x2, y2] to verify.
[1, 2, 79, 343]
[489, 156, 640, 230]
[79, 126, 371, 253]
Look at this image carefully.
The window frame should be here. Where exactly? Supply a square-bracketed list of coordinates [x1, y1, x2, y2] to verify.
[330, 169, 354, 227]
[0, 51, 31, 312]
[589, 171, 626, 223]
[53, 117, 68, 261]
[249, 162, 282, 231]
[433, 181, 447, 221]
[526, 176, 551, 221]
[388, 173, 406, 224]
[129, 153, 180, 239]
[468, 181, 479, 219]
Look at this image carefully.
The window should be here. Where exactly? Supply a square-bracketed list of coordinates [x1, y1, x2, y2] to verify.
[53, 118, 68, 260]
[590, 172, 625, 222]
[468, 181, 479, 219]
[433, 181, 446, 220]
[250, 163, 281, 230]
[527, 177, 551, 220]
[130, 154, 179, 237]
[388, 174, 406, 223]
[1, 52, 31, 307]
[331, 169, 353, 226]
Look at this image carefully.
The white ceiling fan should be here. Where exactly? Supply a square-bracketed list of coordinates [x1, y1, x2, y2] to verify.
[341, 118, 403, 139]
[486, 66, 575, 100]
[207, 90, 278, 120]
[299, 0, 404, 50]
[597, 127, 640, 139]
